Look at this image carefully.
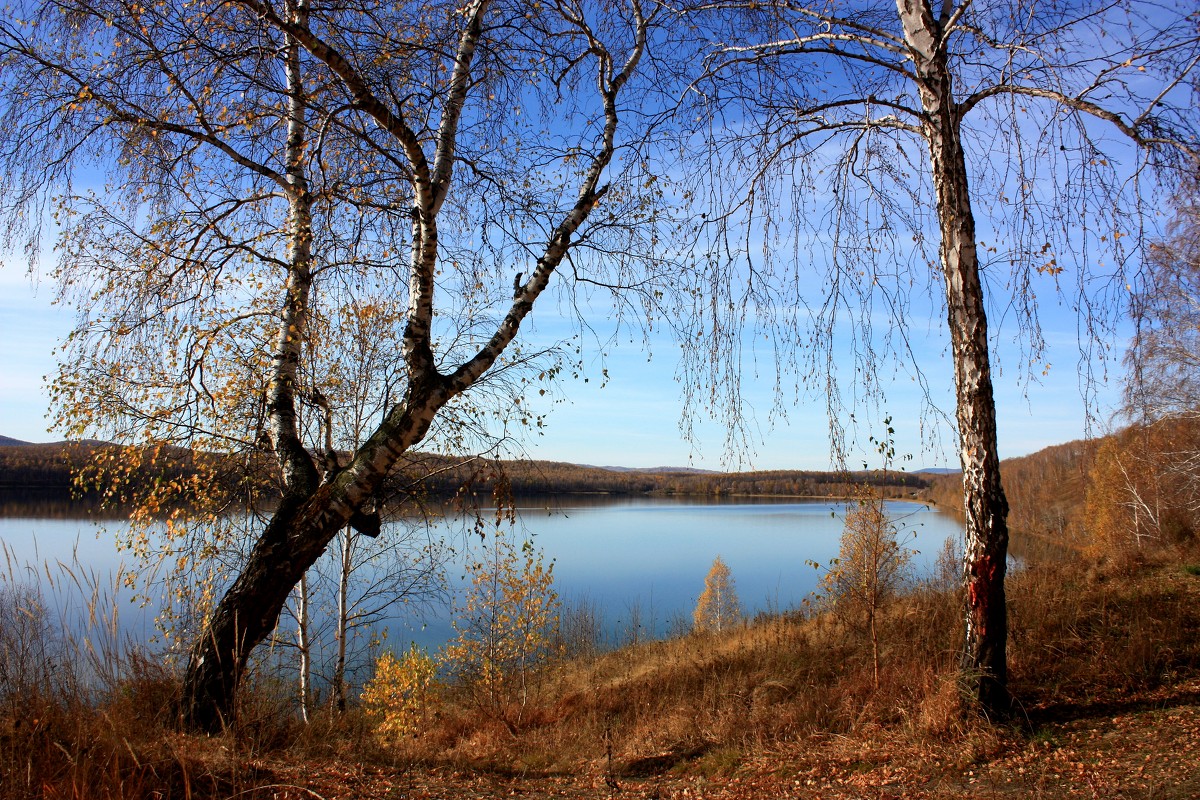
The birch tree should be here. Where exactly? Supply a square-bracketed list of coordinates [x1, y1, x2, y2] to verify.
[1095, 190, 1200, 556]
[441, 531, 560, 732]
[688, 0, 1199, 715]
[287, 298, 449, 715]
[822, 495, 913, 688]
[0, 0, 671, 731]
[693, 555, 741, 633]
[1126, 188, 1200, 424]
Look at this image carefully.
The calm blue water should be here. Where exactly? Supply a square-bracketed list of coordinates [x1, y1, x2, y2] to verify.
[0, 497, 961, 653]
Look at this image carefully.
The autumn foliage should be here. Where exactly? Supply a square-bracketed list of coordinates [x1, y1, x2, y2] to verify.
[692, 556, 742, 633]
[360, 644, 440, 744]
[1086, 417, 1200, 561]
[439, 529, 561, 731]
[819, 493, 914, 686]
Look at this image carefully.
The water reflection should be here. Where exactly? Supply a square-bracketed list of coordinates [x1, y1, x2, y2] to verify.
[0, 488, 120, 520]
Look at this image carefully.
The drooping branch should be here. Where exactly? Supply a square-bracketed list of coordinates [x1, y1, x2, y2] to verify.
[0, 37, 292, 192]
[960, 83, 1200, 156]
[234, 0, 436, 209]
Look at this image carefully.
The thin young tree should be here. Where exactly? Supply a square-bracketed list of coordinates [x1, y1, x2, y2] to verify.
[687, 0, 1200, 716]
[284, 512, 449, 718]
[693, 555, 742, 633]
[822, 494, 914, 688]
[0, 0, 674, 731]
[1126, 189, 1200, 425]
[286, 298, 450, 715]
[1096, 190, 1200, 556]
[441, 530, 560, 732]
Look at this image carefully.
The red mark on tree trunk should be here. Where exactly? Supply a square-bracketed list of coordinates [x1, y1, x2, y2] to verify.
[967, 554, 999, 636]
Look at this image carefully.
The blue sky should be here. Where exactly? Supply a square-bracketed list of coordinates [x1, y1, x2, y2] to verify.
[1, 262, 72, 442]
[0, 0, 1176, 474]
[0, 252, 1124, 471]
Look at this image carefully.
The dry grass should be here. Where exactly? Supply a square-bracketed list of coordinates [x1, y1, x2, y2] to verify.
[371, 548, 1200, 785]
[0, 618, 244, 799]
[1009, 552, 1200, 709]
[371, 584, 973, 774]
[0, 568, 315, 799]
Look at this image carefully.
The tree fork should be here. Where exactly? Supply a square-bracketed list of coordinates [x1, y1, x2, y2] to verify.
[181, 387, 447, 730]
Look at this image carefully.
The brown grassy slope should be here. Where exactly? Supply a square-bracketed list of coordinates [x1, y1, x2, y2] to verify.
[261, 558, 1200, 799]
[342, 433, 1200, 796]
[5, 561, 1199, 799]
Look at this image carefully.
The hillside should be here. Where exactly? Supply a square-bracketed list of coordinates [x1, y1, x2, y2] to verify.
[6, 428, 1200, 798]
[0, 440, 98, 491]
[409, 453, 928, 498]
[920, 437, 1099, 559]
[8, 542, 1199, 799]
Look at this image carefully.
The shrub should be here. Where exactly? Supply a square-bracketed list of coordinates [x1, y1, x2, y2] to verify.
[441, 531, 560, 732]
[361, 644, 440, 744]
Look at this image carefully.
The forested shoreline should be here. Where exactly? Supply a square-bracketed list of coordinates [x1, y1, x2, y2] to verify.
[10, 428, 1192, 573]
[0, 438, 931, 512]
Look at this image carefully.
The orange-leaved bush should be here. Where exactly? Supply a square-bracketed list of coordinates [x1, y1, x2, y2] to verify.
[440, 530, 560, 731]
[821, 493, 914, 687]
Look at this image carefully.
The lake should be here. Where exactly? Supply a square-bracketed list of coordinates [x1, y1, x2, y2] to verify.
[0, 497, 961, 657]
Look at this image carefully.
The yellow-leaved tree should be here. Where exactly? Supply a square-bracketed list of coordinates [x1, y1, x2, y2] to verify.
[360, 644, 440, 744]
[0, 0, 671, 732]
[821, 493, 914, 688]
[441, 529, 560, 732]
[693, 555, 742, 634]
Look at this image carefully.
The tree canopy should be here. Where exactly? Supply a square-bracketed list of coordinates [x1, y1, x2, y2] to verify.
[681, 0, 1199, 716]
[0, 0, 683, 729]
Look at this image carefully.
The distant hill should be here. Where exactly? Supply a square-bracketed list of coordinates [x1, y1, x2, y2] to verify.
[0, 439, 97, 494]
[591, 465, 719, 475]
[0, 438, 210, 496]
[417, 455, 928, 499]
[920, 436, 1100, 559]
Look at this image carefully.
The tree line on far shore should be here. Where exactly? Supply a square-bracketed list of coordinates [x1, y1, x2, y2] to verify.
[0, 439, 930, 511]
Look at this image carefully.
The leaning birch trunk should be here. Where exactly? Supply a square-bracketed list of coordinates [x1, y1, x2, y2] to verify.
[181, 383, 448, 730]
[0, 0, 659, 736]
[179, 0, 642, 732]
